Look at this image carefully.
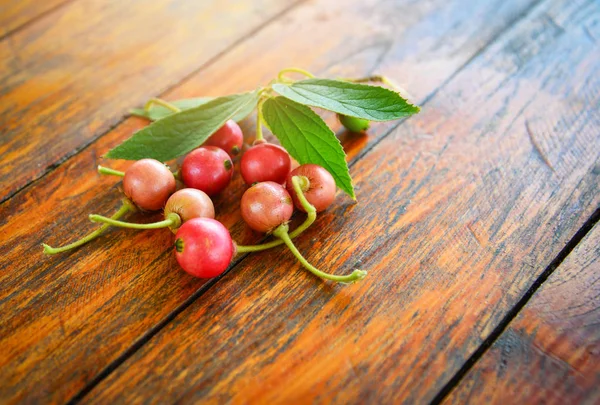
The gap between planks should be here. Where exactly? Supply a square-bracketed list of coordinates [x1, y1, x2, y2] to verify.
[65, 0, 560, 401]
[430, 207, 600, 405]
[0, 0, 308, 206]
[0, 0, 76, 42]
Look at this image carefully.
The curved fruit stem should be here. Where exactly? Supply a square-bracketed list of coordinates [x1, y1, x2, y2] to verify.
[42, 199, 136, 255]
[235, 176, 316, 253]
[255, 97, 267, 142]
[144, 97, 181, 113]
[98, 165, 125, 177]
[277, 68, 315, 83]
[89, 212, 181, 231]
[272, 223, 367, 284]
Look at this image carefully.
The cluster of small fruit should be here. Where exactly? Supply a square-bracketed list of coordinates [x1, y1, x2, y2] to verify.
[44, 119, 366, 284]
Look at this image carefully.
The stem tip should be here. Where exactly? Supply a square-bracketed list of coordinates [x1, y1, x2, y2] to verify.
[42, 243, 56, 255]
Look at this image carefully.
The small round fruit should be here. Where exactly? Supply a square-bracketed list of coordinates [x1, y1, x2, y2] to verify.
[240, 143, 291, 185]
[338, 114, 370, 132]
[204, 120, 244, 158]
[182, 146, 233, 196]
[174, 218, 234, 278]
[286, 164, 336, 213]
[241, 182, 294, 233]
[164, 188, 215, 232]
[123, 158, 176, 211]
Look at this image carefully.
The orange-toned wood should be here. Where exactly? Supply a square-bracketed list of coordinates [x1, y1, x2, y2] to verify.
[445, 224, 600, 404]
[0, 0, 542, 402]
[86, 0, 600, 403]
[0, 0, 299, 203]
[0, 0, 69, 38]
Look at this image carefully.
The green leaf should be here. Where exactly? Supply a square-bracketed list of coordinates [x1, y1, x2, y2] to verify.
[130, 97, 254, 122]
[262, 96, 355, 199]
[272, 78, 419, 121]
[107, 91, 259, 161]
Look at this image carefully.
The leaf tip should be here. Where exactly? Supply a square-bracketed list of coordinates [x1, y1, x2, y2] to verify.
[103, 149, 117, 160]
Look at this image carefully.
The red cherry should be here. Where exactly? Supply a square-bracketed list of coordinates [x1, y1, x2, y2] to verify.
[123, 158, 176, 211]
[182, 146, 233, 196]
[174, 218, 234, 278]
[286, 164, 336, 213]
[240, 143, 291, 185]
[241, 182, 294, 233]
[204, 120, 244, 158]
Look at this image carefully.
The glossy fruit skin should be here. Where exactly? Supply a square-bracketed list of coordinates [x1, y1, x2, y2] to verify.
[174, 218, 234, 278]
[123, 158, 176, 211]
[164, 188, 215, 232]
[181, 146, 233, 196]
[241, 182, 294, 233]
[240, 143, 291, 185]
[338, 114, 370, 132]
[204, 120, 244, 158]
[286, 164, 336, 213]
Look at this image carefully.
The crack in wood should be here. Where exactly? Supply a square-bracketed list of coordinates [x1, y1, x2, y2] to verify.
[525, 119, 555, 172]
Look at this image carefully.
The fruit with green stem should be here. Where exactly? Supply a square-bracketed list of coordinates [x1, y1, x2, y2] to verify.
[90, 188, 214, 233]
[240, 182, 294, 233]
[235, 175, 316, 253]
[174, 218, 234, 278]
[239, 177, 366, 283]
[286, 164, 336, 213]
[44, 159, 176, 255]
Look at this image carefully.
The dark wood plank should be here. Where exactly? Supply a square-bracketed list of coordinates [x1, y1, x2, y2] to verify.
[85, 0, 600, 402]
[445, 224, 600, 404]
[0, 0, 70, 38]
[0, 0, 540, 403]
[0, 0, 299, 203]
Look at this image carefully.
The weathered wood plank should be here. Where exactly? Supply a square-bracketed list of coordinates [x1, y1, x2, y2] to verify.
[0, 0, 540, 403]
[85, 0, 600, 402]
[0, 0, 70, 38]
[0, 0, 299, 203]
[445, 223, 600, 405]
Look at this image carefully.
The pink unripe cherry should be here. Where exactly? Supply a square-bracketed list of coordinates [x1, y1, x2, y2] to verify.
[241, 181, 294, 233]
[123, 158, 176, 211]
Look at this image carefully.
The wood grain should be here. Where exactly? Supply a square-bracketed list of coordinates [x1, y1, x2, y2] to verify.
[0, 0, 299, 203]
[0, 0, 541, 403]
[86, 0, 600, 402]
[0, 0, 71, 38]
[445, 224, 600, 405]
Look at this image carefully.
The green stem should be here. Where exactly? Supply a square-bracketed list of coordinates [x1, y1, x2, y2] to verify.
[42, 199, 136, 255]
[277, 67, 315, 82]
[255, 97, 267, 142]
[236, 176, 316, 253]
[144, 98, 181, 113]
[89, 212, 181, 230]
[98, 165, 125, 177]
[272, 224, 367, 284]
[235, 211, 316, 253]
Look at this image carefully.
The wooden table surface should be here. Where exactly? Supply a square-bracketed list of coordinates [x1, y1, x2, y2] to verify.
[1, 0, 599, 403]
